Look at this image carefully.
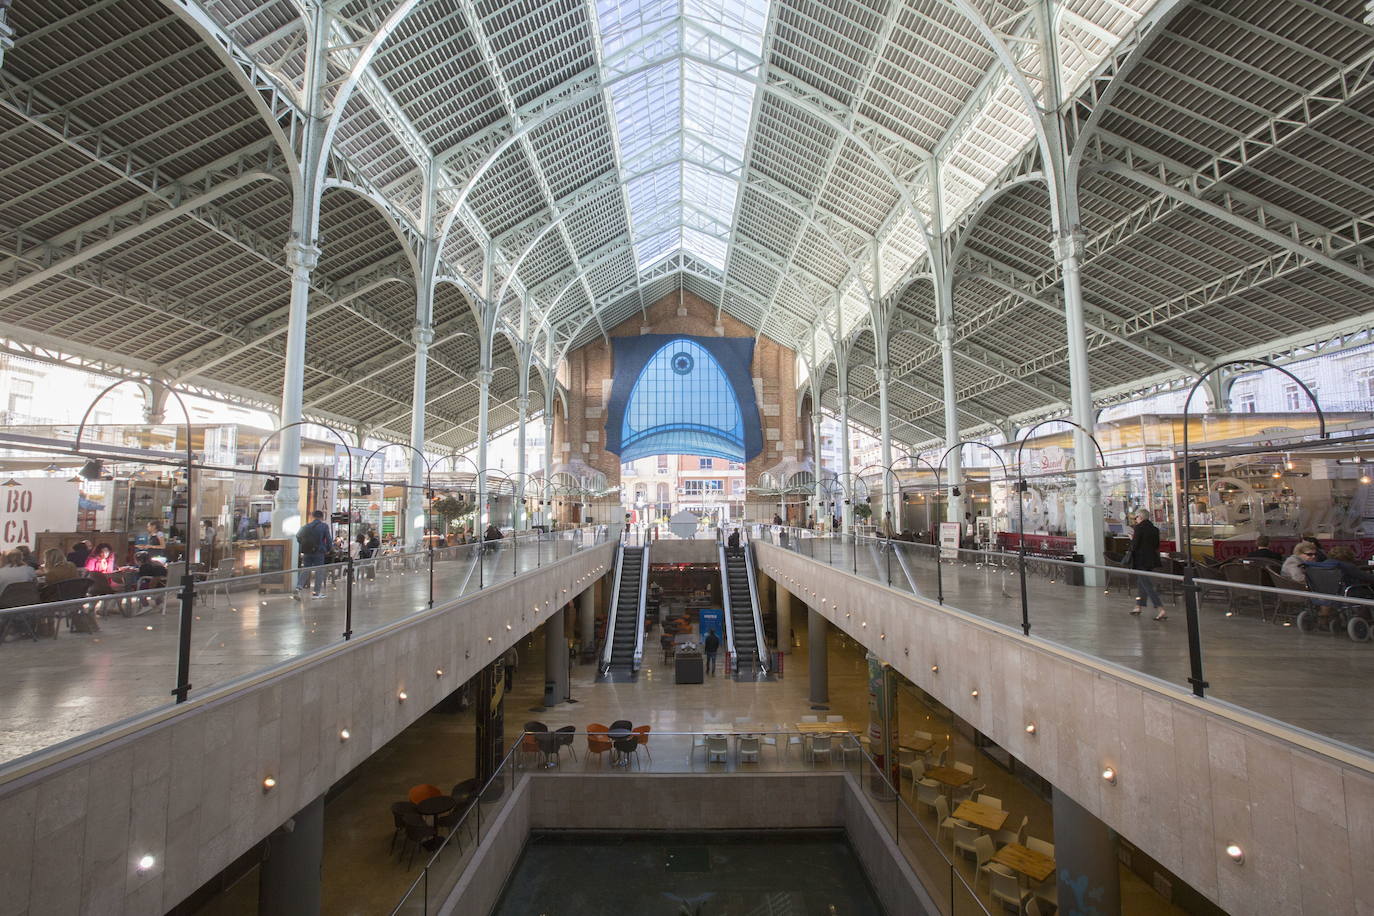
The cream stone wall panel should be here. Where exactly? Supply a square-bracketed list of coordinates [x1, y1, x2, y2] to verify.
[755, 542, 1374, 915]
[1341, 768, 1374, 915]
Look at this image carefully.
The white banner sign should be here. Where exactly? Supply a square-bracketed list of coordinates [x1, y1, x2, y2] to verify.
[1, 479, 79, 549]
[939, 521, 961, 559]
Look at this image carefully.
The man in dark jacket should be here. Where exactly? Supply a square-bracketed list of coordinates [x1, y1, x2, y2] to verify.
[1125, 510, 1166, 620]
[1245, 534, 1285, 564]
[294, 509, 331, 599]
[703, 629, 720, 675]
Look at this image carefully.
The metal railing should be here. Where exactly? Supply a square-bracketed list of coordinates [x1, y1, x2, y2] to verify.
[756, 526, 1374, 755]
[0, 526, 613, 770]
[392, 730, 990, 916]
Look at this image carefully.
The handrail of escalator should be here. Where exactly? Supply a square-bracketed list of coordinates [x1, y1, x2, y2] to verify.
[716, 528, 738, 662]
[631, 543, 649, 669]
[598, 531, 627, 674]
[740, 525, 770, 674]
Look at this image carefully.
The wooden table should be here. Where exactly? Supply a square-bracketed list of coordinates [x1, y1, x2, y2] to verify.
[952, 800, 1008, 831]
[924, 765, 974, 789]
[992, 843, 1055, 883]
[796, 721, 853, 733]
[905, 736, 934, 753]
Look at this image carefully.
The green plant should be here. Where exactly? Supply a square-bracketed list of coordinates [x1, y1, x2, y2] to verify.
[431, 495, 474, 531]
[853, 501, 873, 521]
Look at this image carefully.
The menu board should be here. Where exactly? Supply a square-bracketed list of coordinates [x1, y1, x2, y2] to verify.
[258, 541, 288, 574]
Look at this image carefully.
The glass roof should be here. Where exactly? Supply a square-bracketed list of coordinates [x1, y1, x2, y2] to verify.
[596, 0, 770, 273]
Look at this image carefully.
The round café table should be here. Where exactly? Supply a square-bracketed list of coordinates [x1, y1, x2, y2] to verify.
[415, 794, 456, 825]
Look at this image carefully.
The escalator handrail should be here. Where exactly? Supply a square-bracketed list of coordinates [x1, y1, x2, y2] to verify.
[716, 533, 738, 662]
[740, 526, 770, 674]
[599, 534, 628, 672]
[631, 543, 649, 669]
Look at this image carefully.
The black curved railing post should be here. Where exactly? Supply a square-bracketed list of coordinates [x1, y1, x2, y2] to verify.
[1014, 421, 1105, 638]
[1178, 360, 1326, 698]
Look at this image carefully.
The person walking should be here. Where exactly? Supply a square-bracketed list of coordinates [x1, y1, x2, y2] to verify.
[294, 509, 332, 599]
[1125, 510, 1166, 620]
[704, 629, 720, 675]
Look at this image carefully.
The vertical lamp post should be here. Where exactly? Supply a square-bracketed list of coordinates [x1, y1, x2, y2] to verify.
[250, 420, 358, 639]
[75, 378, 198, 702]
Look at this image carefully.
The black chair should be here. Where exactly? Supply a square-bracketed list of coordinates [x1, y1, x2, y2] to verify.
[610, 719, 632, 731]
[1221, 561, 1269, 620]
[524, 720, 548, 732]
[433, 806, 466, 854]
[1264, 567, 1309, 628]
[0, 581, 41, 643]
[389, 801, 420, 854]
[613, 735, 640, 767]
[398, 813, 438, 869]
[554, 725, 578, 763]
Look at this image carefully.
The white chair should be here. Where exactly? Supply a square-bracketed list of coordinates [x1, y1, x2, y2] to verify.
[202, 558, 237, 607]
[898, 748, 924, 789]
[706, 735, 729, 764]
[1024, 898, 1046, 916]
[800, 715, 818, 723]
[759, 730, 782, 760]
[737, 735, 760, 764]
[825, 715, 844, 723]
[990, 867, 1031, 914]
[915, 782, 941, 817]
[840, 734, 866, 764]
[953, 761, 974, 775]
[952, 822, 981, 862]
[972, 836, 998, 891]
[809, 733, 833, 765]
[1026, 836, 1054, 857]
[935, 796, 962, 848]
[977, 794, 1002, 810]
[689, 734, 707, 760]
[993, 814, 1028, 849]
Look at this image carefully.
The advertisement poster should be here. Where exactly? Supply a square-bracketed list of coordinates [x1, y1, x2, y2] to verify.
[1, 479, 79, 550]
[866, 651, 888, 764]
[938, 521, 961, 559]
[698, 607, 723, 641]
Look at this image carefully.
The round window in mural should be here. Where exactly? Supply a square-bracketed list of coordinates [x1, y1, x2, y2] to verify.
[671, 351, 694, 375]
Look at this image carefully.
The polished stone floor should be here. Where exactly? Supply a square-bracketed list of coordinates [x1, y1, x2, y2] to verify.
[0, 537, 589, 765]
[197, 625, 1189, 916]
[785, 536, 1374, 752]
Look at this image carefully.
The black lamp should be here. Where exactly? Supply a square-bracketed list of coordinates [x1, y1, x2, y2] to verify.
[359, 483, 372, 497]
[79, 457, 104, 480]
[950, 485, 961, 497]
[264, 475, 280, 493]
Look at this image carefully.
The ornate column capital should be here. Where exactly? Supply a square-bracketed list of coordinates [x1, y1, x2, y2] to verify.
[516, 395, 530, 412]
[476, 369, 495, 386]
[933, 324, 954, 346]
[411, 324, 434, 347]
[283, 238, 321, 273]
[1052, 229, 1086, 263]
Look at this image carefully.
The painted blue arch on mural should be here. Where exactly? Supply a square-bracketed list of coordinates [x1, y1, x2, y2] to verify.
[605, 334, 763, 463]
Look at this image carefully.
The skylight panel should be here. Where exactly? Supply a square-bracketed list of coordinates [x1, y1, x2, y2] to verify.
[595, 0, 769, 272]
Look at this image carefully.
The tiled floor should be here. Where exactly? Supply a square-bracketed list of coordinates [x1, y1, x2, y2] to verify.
[782, 537, 1374, 751]
[0, 537, 591, 765]
[196, 622, 1189, 915]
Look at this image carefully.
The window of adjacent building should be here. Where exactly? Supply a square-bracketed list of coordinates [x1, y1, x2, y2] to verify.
[1236, 392, 1256, 413]
[7, 378, 33, 416]
[698, 457, 713, 469]
[657, 455, 669, 473]
[728, 461, 744, 470]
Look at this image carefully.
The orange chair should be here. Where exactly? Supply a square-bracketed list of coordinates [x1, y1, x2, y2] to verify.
[408, 783, 442, 805]
[587, 723, 612, 767]
[633, 725, 652, 762]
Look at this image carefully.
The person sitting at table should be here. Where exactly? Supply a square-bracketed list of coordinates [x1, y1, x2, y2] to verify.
[15, 545, 40, 569]
[1281, 541, 1318, 584]
[85, 543, 117, 574]
[0, 549, 38, 591]
[41, 548, 79, 586]
[1305, 546, 1374, 590]
[1300, 533, 1327, 562]
[1245, 534, 1285, 564]
[67, 539, 92, 568]
[135, 552, 168, 584]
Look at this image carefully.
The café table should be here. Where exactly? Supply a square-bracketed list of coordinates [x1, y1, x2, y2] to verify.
[415, 794, 456, 826]
[796, 721, 853, 733]
[923, 765, 974, 791]
[904, 735, 934, 753]
[952, 800, 1008, 832]
[992, 842, 1056, 883]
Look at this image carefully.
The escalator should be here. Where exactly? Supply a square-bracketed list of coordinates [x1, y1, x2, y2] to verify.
[602, 542, 648, 674]
[721, 533, 770, 676]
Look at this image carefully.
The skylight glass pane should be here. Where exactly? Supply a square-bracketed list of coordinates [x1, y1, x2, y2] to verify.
[595, 0, 769, 272]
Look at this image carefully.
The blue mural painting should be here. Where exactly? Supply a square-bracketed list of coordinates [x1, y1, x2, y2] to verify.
[604, 335, 762, 463]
